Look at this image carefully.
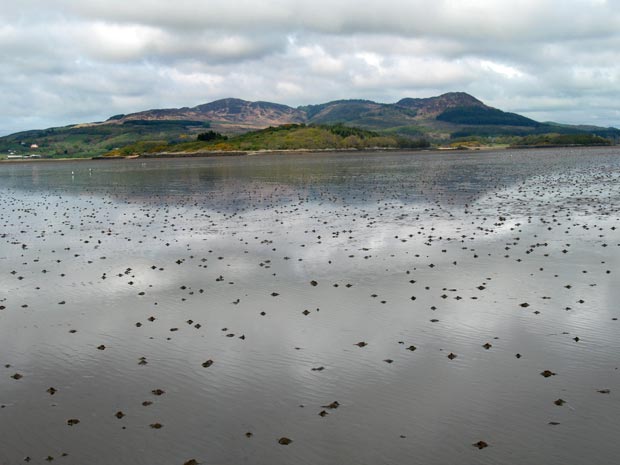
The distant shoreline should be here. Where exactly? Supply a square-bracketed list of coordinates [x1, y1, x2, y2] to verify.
[1, 144, 616, 164]
[0, 157, 95, 164]
[1, 147, 431, 163]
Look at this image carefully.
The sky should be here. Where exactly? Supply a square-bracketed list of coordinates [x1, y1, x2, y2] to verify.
[1, 0, 619, 135]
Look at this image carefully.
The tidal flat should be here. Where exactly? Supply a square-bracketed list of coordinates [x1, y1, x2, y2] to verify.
[1, 148, 619, 465]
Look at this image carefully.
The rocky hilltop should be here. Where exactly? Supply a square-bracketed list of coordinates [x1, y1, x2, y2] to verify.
[110, 98, 306, 129]
[105, 92, 509, 129]
[396, 92, 485, 118]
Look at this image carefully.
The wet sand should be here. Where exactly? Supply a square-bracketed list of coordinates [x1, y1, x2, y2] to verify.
[1, 147, 619, 465]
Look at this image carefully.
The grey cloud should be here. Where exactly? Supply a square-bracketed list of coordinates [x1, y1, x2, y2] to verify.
[1, 0, 619, 134]
[42, 0, 620, 40]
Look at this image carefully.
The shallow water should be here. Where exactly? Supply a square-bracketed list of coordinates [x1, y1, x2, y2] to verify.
[1, 148, 619, 465]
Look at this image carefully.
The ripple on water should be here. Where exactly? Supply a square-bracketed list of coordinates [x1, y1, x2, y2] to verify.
[1, 149, 619, 465]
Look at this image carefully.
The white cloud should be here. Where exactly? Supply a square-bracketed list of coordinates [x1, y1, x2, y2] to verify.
[350, 56, 476, 89]
[297, 45, 345, 75]
[480, 60, 525, 79]
[276, 81, 305, 98]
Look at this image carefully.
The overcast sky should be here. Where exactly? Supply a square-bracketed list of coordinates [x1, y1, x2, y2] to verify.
[1, 0, 619, 135]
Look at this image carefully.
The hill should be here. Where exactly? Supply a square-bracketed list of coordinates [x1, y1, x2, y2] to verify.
[111, 98, 306, 130]
[1, 92, 618, 158]
[108, 123, 430, 156]
[0, 120, 212, 158]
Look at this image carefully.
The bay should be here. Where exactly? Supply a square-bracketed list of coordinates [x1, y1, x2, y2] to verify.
[1, 148, 619, 465]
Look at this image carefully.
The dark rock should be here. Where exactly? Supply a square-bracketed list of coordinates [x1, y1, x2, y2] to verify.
[321, 401, 340, 409]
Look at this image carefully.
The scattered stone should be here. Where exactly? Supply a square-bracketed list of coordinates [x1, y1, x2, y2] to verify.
[321, 401, 340, 409]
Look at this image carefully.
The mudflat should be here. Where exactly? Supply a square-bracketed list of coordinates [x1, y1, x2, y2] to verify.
[1, 147, 618, 465]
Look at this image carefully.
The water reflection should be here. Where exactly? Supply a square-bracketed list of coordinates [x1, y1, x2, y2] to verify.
[0, 148, 619, 465]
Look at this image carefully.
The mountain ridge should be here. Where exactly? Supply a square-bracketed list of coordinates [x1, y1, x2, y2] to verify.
[1, 92, 618, 158]
[96, 91, 550, 139]
[104, 92, 500, 127]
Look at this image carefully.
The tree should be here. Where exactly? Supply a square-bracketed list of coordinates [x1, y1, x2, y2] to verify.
[197, 131, 227, 142]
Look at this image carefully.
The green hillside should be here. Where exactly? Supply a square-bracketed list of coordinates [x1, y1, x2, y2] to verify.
[107, 124, 429, 156]
[0, 120, 210, 158]
[511, 133, 612, 147]
[436, 106, 540, 126]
